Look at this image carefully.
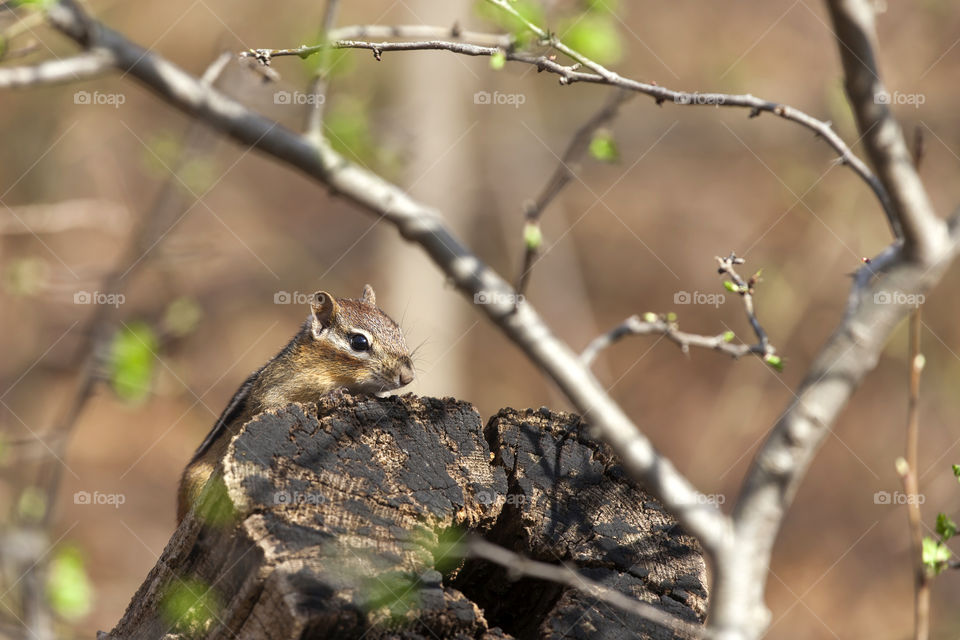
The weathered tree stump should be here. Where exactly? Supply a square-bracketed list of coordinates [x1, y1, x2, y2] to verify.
[102, 394, 706, 639]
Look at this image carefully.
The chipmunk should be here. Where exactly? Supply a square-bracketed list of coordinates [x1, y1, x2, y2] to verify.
[177, 285, 414, 522]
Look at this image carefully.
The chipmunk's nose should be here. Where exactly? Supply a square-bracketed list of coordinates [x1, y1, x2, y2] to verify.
[398, 359, 415, 386]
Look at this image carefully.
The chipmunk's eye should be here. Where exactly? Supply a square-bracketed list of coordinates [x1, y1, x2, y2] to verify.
[349, 333, 370, 352]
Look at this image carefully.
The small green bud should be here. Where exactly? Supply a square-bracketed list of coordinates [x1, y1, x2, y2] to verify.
[666, 312, 677, 323]
[490, 50, 506, 70]
[523, 222, 542, 250]
[764, 354, 783, 371]
[894, 457, 909, 476]
[589, 129, 619, 162]
[936, 513, 957, 540]
[723, 280, 740, 293]
[722, 331, 735, 343]
[642, 312, 658, 324]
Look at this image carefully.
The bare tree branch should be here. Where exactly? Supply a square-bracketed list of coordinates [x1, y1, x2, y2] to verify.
[715, 253, 772, 356]
[0, 49, 113, 88]
[825, 0, 945, 259]
[581, 314, 759, 366]
[303, 0, 341, 141]
[582, 253, 779, 369]
[467, 537, 706, 638]
[516, 88, 631, 297]
[244, 24, 513, 62]
[899, 310, 929, 640]
[246, 31, 895, 232]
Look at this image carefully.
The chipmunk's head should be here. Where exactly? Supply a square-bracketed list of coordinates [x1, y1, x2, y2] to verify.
[307, 284, 414, 394]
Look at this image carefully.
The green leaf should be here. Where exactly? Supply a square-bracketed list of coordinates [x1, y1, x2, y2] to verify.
[937, 513, 957, 541]
[46, 544, 93, 620]
[323, 97, 400, 178]
[723, 281, 740, 293]
[194, 473, 237, 528]
[523, 222, 542, 250]
[109, 322, 158, 404]
[490, 50, 506, 70]
[561, 14, 623, 65]
[302, 42, 355, 78]
[474, 0, 545, 47]
[764, 354, 784, 371]
[722, 331, 735, 343]
[953, 464, 960, 481]
[430, 526, 466, 575]
[17, 486, 47, 521]
[160, 578, 221, 635]
[164, 297, 203, 338]
[589, 129, 619, 163]
[922, 536, 952, 575]
[362, 571, 420, 621]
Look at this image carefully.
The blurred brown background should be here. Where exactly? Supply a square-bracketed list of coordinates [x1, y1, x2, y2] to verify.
[2, 0, 960, 637]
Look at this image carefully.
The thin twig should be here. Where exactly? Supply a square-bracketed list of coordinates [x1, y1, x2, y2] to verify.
[305, 0, 341, 141]
[242, 24, 513, 63]
[582, 253, 777, 368]
[244, 31, 894, 229]
[515, 88, 632, 298]
[715, 252, 771, 355]
[468, 537, 706, 638]
[0, 49, 114, 88]
[581, 313, 760, 367]
[898, 309, 928, 640]
[2, 41, 41, 60]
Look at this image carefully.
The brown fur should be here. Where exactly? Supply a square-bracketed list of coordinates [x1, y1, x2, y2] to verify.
[176, 286, 413, 522]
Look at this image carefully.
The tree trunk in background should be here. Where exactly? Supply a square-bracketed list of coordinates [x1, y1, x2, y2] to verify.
[382, 0, 473, 399]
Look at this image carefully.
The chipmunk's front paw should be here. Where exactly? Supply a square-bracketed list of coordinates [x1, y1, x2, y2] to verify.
[321, 386, 351, 402]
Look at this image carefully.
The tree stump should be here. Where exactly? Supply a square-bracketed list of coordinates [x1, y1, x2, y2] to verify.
[101, 394, 706, 639]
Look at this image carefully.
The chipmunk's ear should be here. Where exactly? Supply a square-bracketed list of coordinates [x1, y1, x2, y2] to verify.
[310, 291, 338, 338]
[360, 284, 376, 306]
